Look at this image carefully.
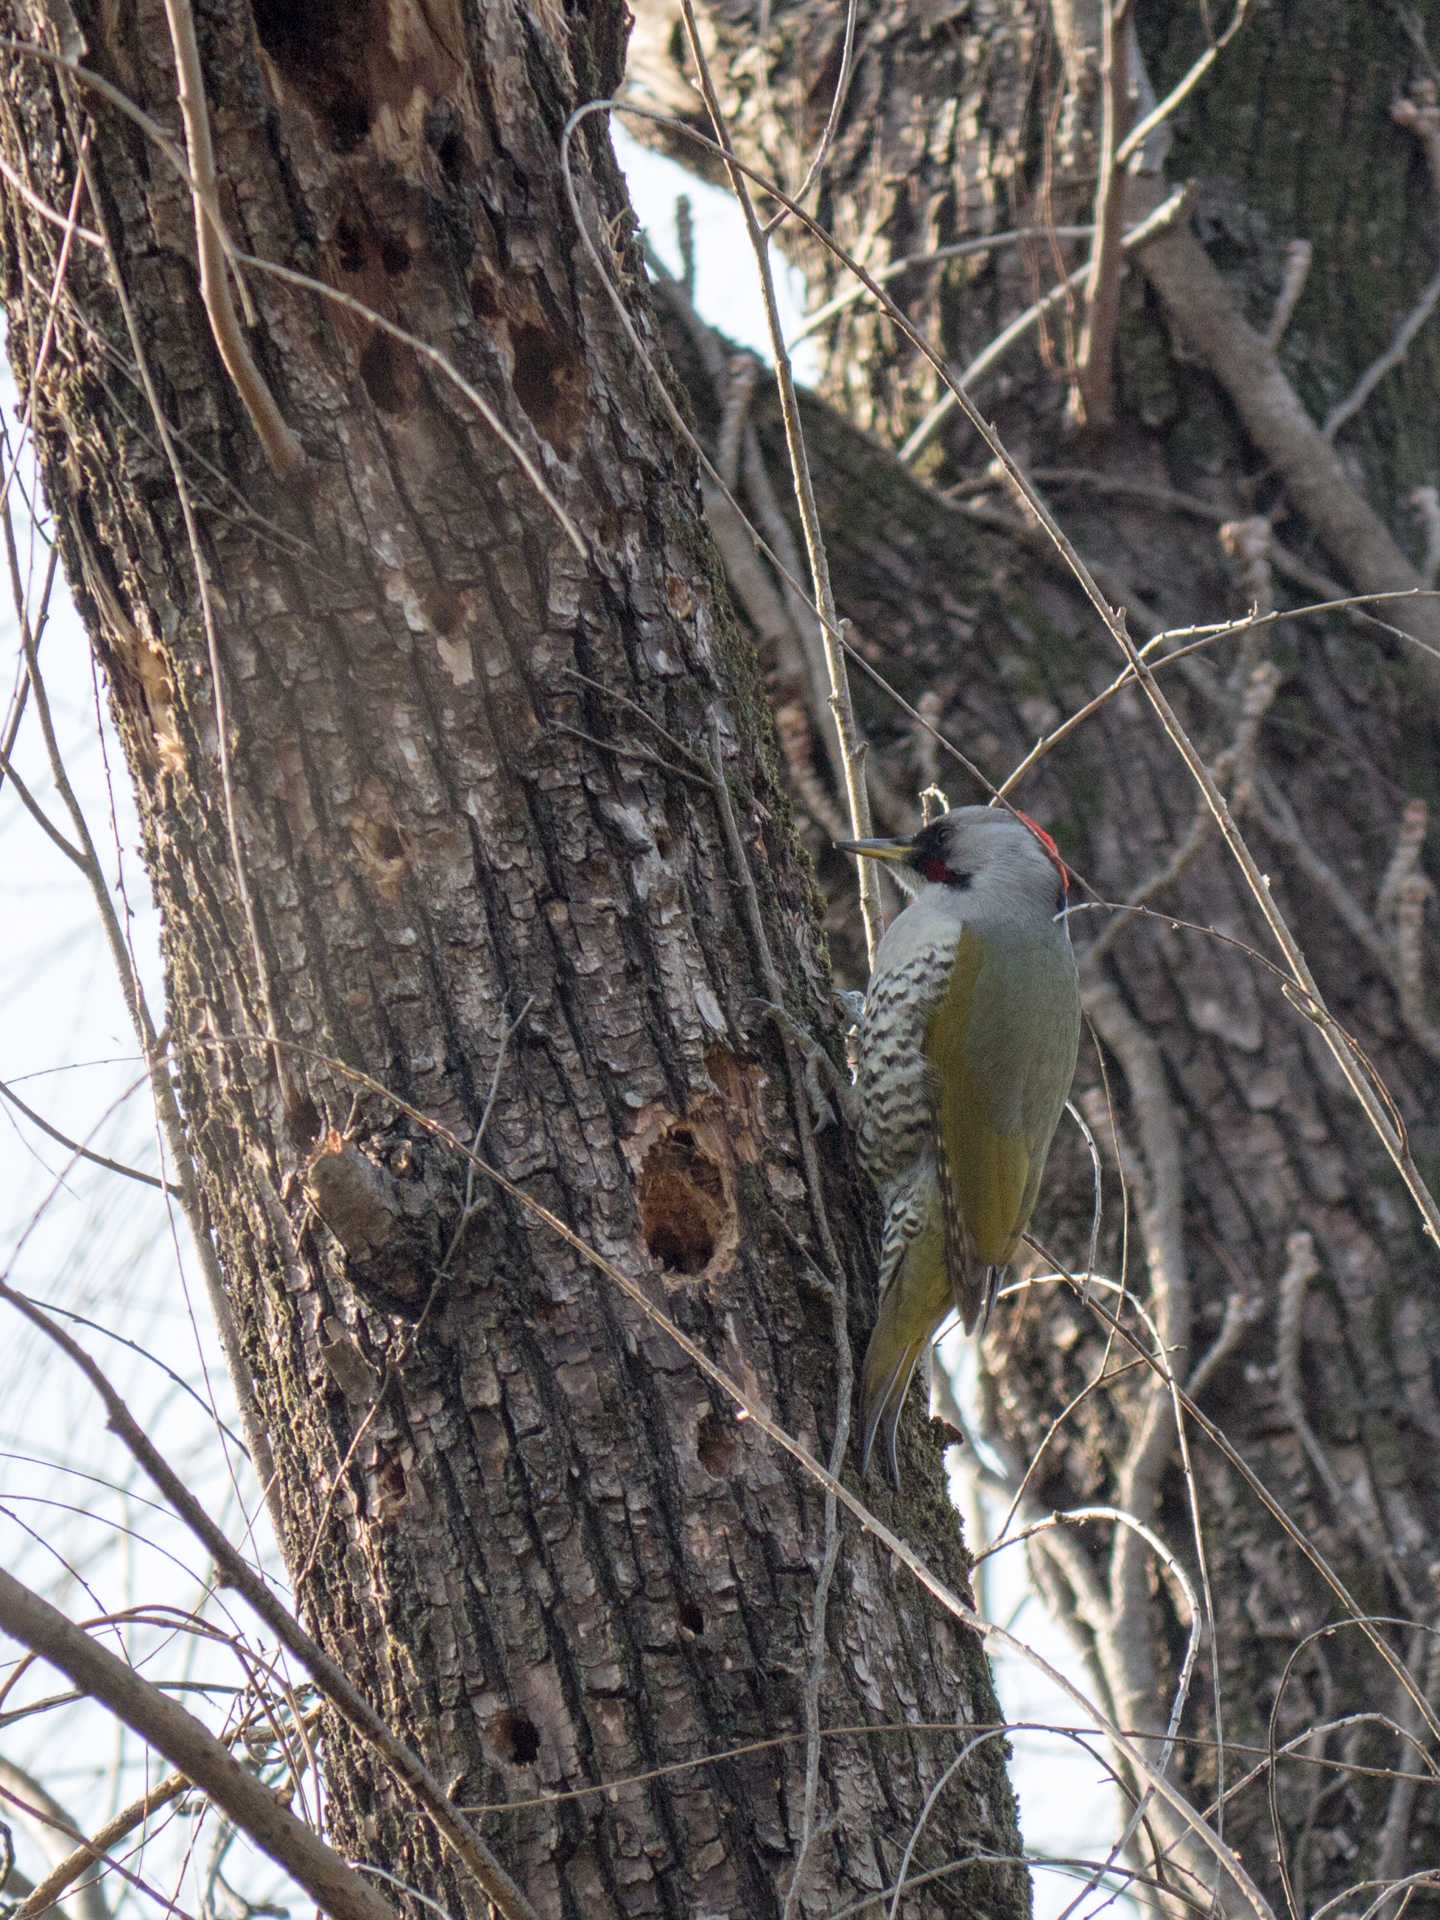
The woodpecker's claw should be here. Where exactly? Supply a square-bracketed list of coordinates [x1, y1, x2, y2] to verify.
[748, 998, 857, 1133]
[834, 988, 866, 1027]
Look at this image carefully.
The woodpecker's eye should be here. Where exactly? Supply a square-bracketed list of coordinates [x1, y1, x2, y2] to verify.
[909, 823, 944, 871]
[913, 821, 983, 887]
[910, 826, 970, 889]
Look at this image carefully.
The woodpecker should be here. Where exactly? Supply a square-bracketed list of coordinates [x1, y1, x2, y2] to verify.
[838, 806, 1081, 1483]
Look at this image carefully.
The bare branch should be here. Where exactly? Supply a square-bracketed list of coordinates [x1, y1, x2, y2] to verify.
[1113, 0, 1257, 169]
[677, 0, 881, 959]
[1138, 209, 1440, 685]
[1264, 238, 1313, 350]
[0, 1075, 179, 1194]
[0, 1569, 401, 1920]
[0, 1284, 540, 1920]
[1323, 262, 1440, 441]
[901, 189, 1189, 463]
[159, 0, 302, 475]
[1071, 0, 1130, 428]
[0, 1759, 110, 1920]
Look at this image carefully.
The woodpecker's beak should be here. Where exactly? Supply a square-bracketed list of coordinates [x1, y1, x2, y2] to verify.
[835, 835, 915, 864]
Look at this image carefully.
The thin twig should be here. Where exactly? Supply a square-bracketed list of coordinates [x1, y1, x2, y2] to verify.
[0, 1283, 540, 1920]
[1017, 580, 1440, 781]
[764, 0, 859, 235]
[0, 149, 100, 244]
[34, 82, 282, 1515]
[1113, 0, 1256, 169]
[1071, 0, 1130, 428]
[1084, 656, 1280, 968]
[789, 226, 1095, 348]
[547, 720, 715, 789]
[678, 1, 880, 961]
[1020, 1256, 1440, 1746]
[0, 1758, 111, 1920]
[1323, 262, 1440, 441]
[0, 134, 90, 526]
[901, 189, 1189, 463]
[440, 995, 536, 1273]
[1273, 1231, 1382, 1556]
[1185, 1289, 1262, 1400]
[462, 1711, 1440, 1818]
[0, 1569, 402, 1920]
[1264, 239, 1313, 350]
[160, 0, 302, 474]
[706, 716, 852, 1919]
[886, 1727, 1018, 1920]
[0, 734, 86, 866]
[0, 1075, 179, 1194]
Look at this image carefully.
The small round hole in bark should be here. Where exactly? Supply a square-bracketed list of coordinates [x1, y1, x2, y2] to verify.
[327, 91, 372, 153]
[487, 1709, 539, 1766]
[435, 126, 466, 181]
[422, 588, 461, 636]
[335, 219, 365, 275]
[379, 234, 412, 277]
[509, 323, 585, 454]
[678, 1600, 705, 1637]
[696, 1409, 737, 1478]
[359, 333, 409, 416]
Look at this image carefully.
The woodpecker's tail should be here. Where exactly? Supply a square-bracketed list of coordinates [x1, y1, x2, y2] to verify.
[972, 1264, 1002, 1336]
[858, 1329, 924, 1488]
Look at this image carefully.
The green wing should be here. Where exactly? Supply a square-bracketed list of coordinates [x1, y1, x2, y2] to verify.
[926, 927, 1039, 1330]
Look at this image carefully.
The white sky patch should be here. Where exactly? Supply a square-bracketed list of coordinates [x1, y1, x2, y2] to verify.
[614, 124, 819, 384]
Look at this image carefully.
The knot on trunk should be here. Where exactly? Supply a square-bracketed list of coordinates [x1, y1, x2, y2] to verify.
[304, 1129, 450, 1316]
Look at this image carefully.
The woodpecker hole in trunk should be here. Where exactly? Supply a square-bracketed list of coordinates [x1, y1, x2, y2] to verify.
[696, 1409, 738, 1478]
[487, 1709, 540, 1767]
[638, 1128, 723, 1274]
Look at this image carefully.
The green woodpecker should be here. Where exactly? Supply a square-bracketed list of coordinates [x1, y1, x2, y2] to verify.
[838, 806, 1081, 1483]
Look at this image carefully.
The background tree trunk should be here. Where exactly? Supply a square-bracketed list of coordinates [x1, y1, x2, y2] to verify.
[0, 4, 1030, 1917]
[631, 0, 1440, 1909]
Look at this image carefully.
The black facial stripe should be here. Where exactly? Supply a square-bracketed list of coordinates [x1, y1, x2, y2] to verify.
[909, 821, 947, 869]
[909, 823, 972, 889]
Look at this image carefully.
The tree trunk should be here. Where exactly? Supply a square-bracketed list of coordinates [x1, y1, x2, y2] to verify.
[0, 4, 1028, 1917]
[633, 1, 1440, 1911]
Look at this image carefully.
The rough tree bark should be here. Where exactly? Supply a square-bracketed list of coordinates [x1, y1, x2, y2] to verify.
[0, 4, 1031, 1919]
[631, 0, 1440, 1911]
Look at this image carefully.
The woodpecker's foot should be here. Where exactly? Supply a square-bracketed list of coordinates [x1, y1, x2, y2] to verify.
[834, 988, 866, 1028]
[749, 997, 857, 1132]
